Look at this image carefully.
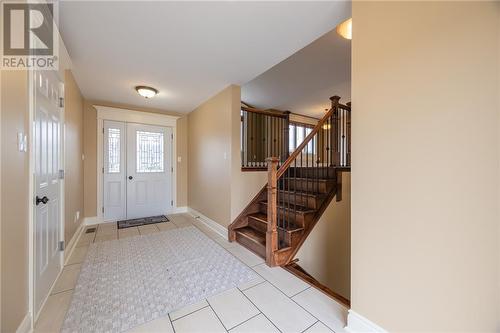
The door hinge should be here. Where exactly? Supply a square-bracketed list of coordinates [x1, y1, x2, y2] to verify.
[102, 167, 104, 173]
[102, 207, 104, 213]
[171, 167, 173, 172]
[59, 97, 64, 108]
[102, 127, 105, 134]
[58, 241, 65, 251]
[171, 200, 173, 206]
[171, 134, 173, 139]
[58, 169, 65, 179]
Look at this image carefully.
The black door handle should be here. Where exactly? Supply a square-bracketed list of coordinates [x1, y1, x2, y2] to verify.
[128, 176, 133, 180]
[36, 196, 49, 205]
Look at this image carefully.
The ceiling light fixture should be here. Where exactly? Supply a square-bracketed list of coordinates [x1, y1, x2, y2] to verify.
[336, 18, 352, 40]
[135, 85, 158, 98]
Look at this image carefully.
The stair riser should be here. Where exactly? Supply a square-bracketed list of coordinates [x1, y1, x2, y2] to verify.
[288, 167, 337, 179]
[258, 202, 314, 227]
[248, 216, 267, 233]
[236, 232, 266, 258]
[278, 192, 323, 210]
[280, 180, 333, 194]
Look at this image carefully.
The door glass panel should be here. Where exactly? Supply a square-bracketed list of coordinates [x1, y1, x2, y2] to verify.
[108, 128, 121, 173]
[136, 131, 164, 173]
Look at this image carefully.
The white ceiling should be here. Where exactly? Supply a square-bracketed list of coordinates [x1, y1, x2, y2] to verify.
[58, 1, 351, 114]
[242, 28, 351, 119]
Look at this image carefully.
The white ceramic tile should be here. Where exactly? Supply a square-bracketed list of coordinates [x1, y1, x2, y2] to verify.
[292, 287, 348, 333]
[157, 222, 177, 231]
[76, 232, 95, 247]
[172, 307, 226, 333]
[169, 299, 209, 321]
[97, 226, 117, 236]
[118, 227, 140, 239]
[127, 315, 174, 333]
[243, 282, 316, 333]
[253, 263, 310, 297]
[226, 245, 264, 267]
[94, 233, 117, 242]
[229, 314, 279, 333]
[303, 321, 334, 333]
[99, 222, 117, 230]
[51, 264, 81, 294]
[207, 288, 259, 329]
[34, 290, 73, 333]
[170, 214, 194, 228]
[138, 224, 159, 235]
[66, 246, 88, 265]
[238, 275, 265, 291]
[212, 236, 238, 249]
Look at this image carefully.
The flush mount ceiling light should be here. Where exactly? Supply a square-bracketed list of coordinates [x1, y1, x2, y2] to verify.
[336, 18, 352, 40]
[135, 86, 158, 98]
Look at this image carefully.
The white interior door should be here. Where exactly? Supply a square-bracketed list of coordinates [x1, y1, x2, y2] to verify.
[126, 123, 172, 219]
[34, 70, 63, 315]
[103, 121, 126, 221]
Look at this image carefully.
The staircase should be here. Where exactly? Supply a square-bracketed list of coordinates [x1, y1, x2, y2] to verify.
[229, 96, 351, 267]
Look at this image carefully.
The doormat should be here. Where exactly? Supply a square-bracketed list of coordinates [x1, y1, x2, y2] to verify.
[117, 215, 170, 229]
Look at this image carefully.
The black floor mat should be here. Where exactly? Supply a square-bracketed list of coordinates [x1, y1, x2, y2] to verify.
[117, 215, 170, 229]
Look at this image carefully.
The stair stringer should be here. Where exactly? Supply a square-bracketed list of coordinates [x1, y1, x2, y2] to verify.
[228, 185, 267, 241]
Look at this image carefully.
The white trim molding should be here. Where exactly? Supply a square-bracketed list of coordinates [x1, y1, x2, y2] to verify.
[16, 313, 32, 333]
[63, 222, 85, 264]
[345, 310, 388, 333]
[95, 105, 180, 222]
[188, 207, 228, 240]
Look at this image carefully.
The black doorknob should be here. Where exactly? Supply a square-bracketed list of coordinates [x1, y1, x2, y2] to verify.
[36, 196, 49, 205]
[128, 176, 133, 180]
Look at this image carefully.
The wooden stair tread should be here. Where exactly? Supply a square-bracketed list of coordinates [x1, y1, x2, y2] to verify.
[235, 227, 266, 246]
[282, 177, 334, 182]
[259, 200, 315, 213]
[248, 212, 304, 233]
[278, 189, 327, 198]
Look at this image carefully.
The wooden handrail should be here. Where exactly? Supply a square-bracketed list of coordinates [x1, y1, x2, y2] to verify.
[277, 96, 350, 178]
[241, 106, 290, 119]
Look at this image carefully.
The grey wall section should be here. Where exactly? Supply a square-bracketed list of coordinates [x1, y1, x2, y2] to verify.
[1, 70, 30, 333]
[351, 2, 499, 331]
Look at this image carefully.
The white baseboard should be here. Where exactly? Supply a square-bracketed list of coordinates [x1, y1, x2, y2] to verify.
[64, 221, 85, 264]
[345, 310, 387, 333]
[187, 207, 228, 240]
[83, 216, 102, 226]
[16, 312, 32, 333]
[172, 206, 188, 214]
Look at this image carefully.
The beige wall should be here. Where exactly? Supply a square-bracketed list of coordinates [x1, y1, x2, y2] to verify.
[352, 2, 499, 331]
[187, 84, 267, 227]
[188, 86, 234, 226]
[82, 102, 188, 217]
[296, 172, 350, 300]
[230, 87, 267, 221]
[64, 71, 85, 244]
[1, 71, 30, 333]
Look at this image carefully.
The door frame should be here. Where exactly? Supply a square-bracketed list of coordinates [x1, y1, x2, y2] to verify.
[95, 105, 179, 223]
[28, 68, 66, 323]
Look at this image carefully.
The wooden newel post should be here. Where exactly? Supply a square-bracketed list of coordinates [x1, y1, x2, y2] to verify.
[329, 95, 341, 167]
[265, 157, 279, 267]
[283, 111, 291, 160]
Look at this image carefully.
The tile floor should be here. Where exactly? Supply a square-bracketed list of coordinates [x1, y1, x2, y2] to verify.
[34, 213, 348, 333]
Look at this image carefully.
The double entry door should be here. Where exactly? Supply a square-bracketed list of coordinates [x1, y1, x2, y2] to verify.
[103, 121, 172, 221]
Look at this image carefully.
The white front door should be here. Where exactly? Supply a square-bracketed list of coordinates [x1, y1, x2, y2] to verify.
[103, 122, 172, 220]
[34, 70, 63, 315]
[126, 123, 172, 219]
